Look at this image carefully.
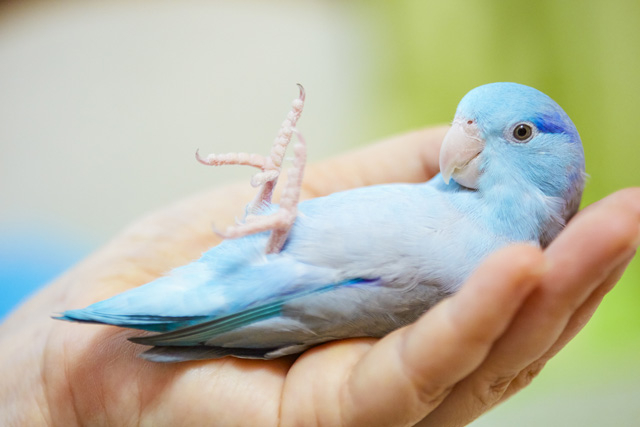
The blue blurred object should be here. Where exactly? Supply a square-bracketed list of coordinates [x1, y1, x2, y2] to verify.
[0, 227, 90, 319]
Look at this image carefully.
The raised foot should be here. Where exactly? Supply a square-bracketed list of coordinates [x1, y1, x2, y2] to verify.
[197, 85, 307, 254]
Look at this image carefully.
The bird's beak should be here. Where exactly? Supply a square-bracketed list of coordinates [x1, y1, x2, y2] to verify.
[439, 117, 485, 189]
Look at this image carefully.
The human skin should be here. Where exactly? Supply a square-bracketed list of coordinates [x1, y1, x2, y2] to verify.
[0, 126, 638, 426]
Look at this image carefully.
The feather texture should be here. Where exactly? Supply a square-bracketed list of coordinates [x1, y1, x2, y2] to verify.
[57, 82, 586, 361]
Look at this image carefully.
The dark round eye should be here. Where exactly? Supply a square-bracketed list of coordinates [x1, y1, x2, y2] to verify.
[513, 123, 533, 142]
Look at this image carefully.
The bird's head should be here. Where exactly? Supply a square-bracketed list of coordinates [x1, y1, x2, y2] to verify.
[440, 82, 586, 222]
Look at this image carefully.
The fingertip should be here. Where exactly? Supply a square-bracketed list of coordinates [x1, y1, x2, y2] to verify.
[552, 201, 640, 262]
[473, 243, 548, 292]
[604, 208, 640, 251]
[598, 187, 640, 215]
[500, 243, 548, 276]
[572, 187, 640, 250]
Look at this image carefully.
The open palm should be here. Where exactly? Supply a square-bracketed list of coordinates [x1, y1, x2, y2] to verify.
[2, 127, 638, 426]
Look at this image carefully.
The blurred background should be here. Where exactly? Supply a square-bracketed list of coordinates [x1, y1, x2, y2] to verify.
[1, 0, 638, 424]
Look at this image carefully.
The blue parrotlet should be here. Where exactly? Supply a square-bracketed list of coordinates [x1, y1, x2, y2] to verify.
[57, 82, 586, 362]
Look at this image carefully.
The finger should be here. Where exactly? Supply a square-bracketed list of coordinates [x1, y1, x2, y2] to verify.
[500, 253, 634, 402]
[418, 191, 640, 426]
[420, 255, 634, 427]
[575, 187, 640, 219]
[500, 189, 640, 401]
[505, 189, 640, 365]
[338, 244, 546, 427]
[535, 253, 635, 362]
[302, 126, 448, 198]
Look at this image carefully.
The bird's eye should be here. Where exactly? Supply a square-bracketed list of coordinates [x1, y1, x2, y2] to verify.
[512, 123, 533, 142]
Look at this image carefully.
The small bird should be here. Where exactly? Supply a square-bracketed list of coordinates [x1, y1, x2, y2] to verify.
[57, 82, 586, 362]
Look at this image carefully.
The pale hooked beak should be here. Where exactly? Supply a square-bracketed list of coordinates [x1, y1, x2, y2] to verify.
[439, 117, 485, 189]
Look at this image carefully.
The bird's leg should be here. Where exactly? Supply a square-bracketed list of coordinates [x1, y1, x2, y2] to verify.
[196, 85, 307, 254]
[263, 131, 306, 253]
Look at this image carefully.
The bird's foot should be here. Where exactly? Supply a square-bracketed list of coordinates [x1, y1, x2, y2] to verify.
[197, 85, 307, 254]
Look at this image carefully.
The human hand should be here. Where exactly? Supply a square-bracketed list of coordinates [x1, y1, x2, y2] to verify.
[1, 126, 638, 426]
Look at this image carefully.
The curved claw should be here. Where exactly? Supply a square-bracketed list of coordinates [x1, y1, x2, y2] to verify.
[195, 149, 212, 165]
[296, 83, 306, 102]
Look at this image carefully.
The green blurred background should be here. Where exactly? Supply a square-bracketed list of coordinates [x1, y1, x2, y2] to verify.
[359, 2, 640, 425]
[1, 0, 638, 425]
